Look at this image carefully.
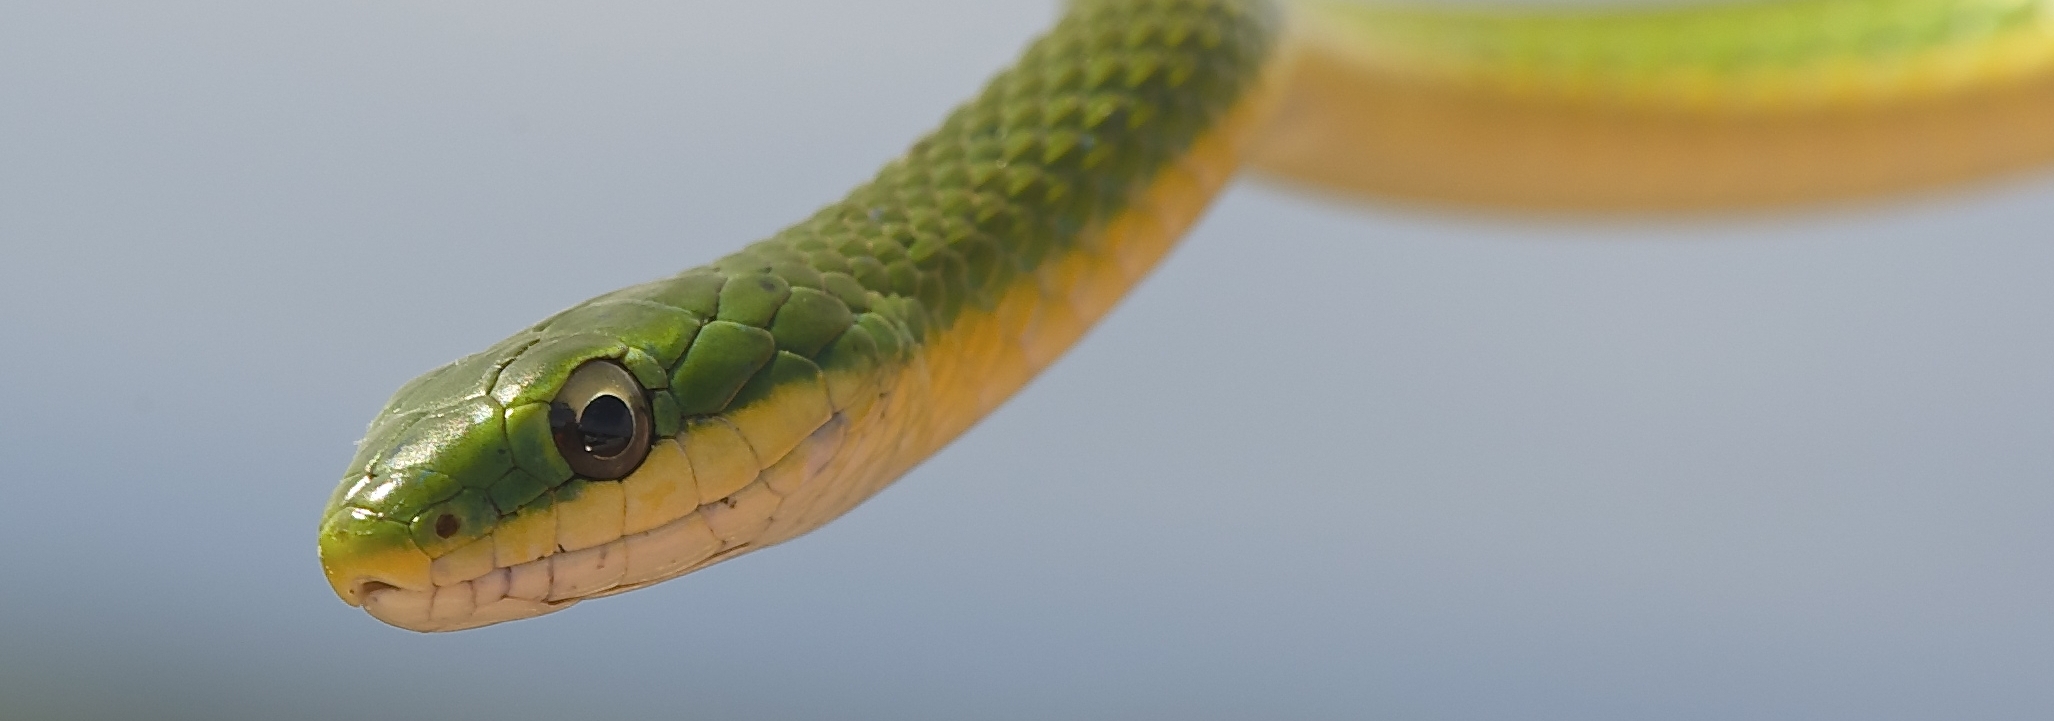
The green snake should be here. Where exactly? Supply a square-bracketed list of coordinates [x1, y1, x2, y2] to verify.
[318, 0, 2054, 632]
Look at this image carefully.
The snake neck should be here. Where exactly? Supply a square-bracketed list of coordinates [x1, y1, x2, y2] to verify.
[712, 0, 1295, 544]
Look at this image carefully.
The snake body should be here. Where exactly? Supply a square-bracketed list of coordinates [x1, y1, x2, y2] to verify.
[318, 0, 2054, 632]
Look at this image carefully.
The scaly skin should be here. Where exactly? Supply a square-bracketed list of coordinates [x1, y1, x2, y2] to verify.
[319, 0, 2054, 632]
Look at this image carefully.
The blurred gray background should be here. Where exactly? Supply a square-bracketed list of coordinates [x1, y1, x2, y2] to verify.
[5, 1, 2053, 719]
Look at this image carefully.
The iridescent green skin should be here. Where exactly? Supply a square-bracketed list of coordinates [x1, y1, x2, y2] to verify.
[318, 0, 1280, 578]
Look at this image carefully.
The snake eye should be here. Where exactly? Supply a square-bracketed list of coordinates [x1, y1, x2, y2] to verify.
[549, 360, 653, 480]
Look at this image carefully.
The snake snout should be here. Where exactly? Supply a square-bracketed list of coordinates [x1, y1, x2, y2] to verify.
[318, 506, 433, 609]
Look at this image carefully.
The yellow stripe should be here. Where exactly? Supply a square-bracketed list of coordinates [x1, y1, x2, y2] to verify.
[1251, 12, 2054, 210]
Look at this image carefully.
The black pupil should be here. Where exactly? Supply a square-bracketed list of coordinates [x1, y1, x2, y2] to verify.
[578, 394, 634, 457]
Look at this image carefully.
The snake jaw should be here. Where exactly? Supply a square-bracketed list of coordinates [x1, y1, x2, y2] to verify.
[359, 583, 572, 633]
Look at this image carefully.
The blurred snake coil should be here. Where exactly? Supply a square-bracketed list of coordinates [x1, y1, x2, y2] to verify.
[319, 0, 2054, 631]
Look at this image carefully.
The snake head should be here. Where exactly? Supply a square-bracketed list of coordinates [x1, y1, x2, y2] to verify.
[319, 295, 716, 631]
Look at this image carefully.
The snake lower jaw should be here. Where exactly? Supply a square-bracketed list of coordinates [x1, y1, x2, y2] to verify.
[361, 583, 574, 633]
[352, 543, 598, 632]
[356, 547, 762, 633]
[348, 504, 769, 632]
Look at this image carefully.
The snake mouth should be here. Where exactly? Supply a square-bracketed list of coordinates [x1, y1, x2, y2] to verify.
[355, 500, 767, 632]
[350, 580, 399, 605]
[335, 417, 836, 631]
[357, 555, 576, 632]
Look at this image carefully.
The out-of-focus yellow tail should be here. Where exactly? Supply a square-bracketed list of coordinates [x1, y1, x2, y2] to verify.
[1252, 0, 2054, 209]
